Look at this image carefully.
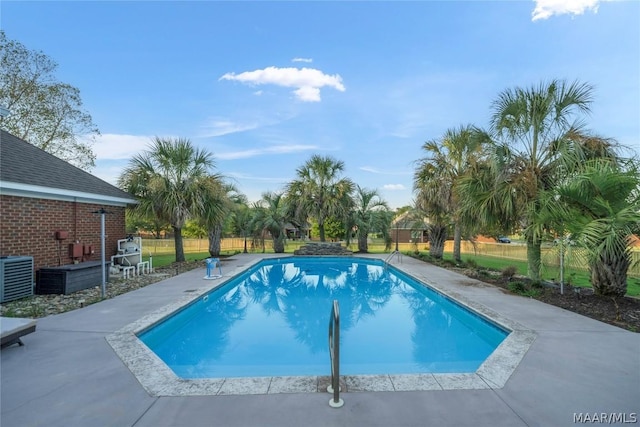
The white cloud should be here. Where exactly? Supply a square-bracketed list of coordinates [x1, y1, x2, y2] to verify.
[388, 111, 432, 139]
[532, 0, 605, 21]
[226, 172, 288, 183]
[382, 184, 406, 191]
[360, 166, 412, 176]
[200, 119, 259, 137]
[92, 133, 153, 160]
[294, 86, 321, 102]
[220, 66, 345, 102]
[217, 144, 319, 160]
[292, 57, 313, 63]
[92, 163, 125, 186]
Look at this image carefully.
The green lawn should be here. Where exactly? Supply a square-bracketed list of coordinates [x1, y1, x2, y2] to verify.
[148, 251, 239, 268]
[148, 247, 640, 297]
[441, 252, 640, 297]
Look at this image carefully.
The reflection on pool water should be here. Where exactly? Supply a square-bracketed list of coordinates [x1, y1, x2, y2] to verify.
[139, 257, 508, 378]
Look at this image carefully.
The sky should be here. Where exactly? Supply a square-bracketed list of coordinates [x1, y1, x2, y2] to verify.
[2, 0, 639, 209]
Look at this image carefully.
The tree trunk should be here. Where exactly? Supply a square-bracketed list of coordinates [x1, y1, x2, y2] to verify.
[318, 221, 326, 242]
[273, 233, 285, 253]
[357, 231, 368, 253]
[591, 252, 629, 296]
[208, 223, 222, 257]
[526, 236, 542, 282]
[173, 226, 185, 262]
[429, 224, 447, 259]
[243, 235, 248, 253]
[453, 221, 462, 262]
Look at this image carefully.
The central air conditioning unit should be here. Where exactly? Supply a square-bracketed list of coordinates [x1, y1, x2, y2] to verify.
[0, 256, 34, 303]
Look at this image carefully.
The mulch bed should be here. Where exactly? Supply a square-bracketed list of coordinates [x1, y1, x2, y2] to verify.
[535, 287, 640, 332]
[448, 265, 640, 332]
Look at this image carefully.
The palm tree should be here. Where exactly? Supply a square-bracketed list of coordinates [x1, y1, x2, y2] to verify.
[413, 142, 455, 260]
[411, 200, 446, 258]
[118, 137, 216, 262]
[231, 204, 256, 254]
[457, 144, 522, 242]
[254, 191, 290, 253]
[349, 185, 390, 252]
[414, 125, 483, 262]
[248, 201, 267, 253]
[556, 158, 640, 296]
[201, 181, 245, 257]
[460, 80, 594, 281]
[286, 155, 355, 242]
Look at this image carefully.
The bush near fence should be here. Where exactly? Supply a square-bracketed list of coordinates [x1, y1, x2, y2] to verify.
[440, 241, 640, 277]
[140, 238, 640, 277]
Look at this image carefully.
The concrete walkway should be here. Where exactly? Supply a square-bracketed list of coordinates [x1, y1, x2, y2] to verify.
[1, 254, 638, 427]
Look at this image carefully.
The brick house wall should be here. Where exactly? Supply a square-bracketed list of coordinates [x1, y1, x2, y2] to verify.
[391, 229, 428, 244]
[0, 195, 126, 270]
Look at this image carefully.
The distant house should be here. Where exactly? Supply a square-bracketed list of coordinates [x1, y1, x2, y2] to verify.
[390, 212, 429, 244]
[0, 130, 137, 272]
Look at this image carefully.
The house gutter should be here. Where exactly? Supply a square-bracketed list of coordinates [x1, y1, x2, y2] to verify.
[0, 181, 138, 207]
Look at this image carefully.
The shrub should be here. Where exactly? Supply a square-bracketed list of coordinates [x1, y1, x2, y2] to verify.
[501, 265, 518, 282]
[508, 281, 542, 298]
[522, 288, 542, 298]
[478, 269, 491, 278]
[531, 281, 545, 289]
[509, 281, 527, 294]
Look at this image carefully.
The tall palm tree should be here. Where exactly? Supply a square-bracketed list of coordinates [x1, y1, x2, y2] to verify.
[349, 185, 390, 253]
[460, 80, 594, 281]
[248, 201, 267, 253]
[412, 200, 447, 258]
[254, 191, 290, 253]
[201, 181, 245, 257]
[414, 125, 483, 262]
[413, 135, 457, 260]
[286, 155, 355, 242]
[556, 157, 640, 296]
[231, 203, 256, 254]
[118, 137, 216, 262]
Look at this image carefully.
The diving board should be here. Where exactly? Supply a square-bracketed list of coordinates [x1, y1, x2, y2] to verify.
[1, 317, 37, 349]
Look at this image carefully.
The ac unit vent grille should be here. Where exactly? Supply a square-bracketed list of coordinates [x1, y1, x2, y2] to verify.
[0, 256, 34, 303]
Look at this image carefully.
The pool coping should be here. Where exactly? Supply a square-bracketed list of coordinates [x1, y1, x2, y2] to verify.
[106, 255, 536, 396]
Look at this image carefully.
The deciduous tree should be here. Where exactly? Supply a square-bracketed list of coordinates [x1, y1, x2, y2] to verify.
[0, 31, 99, 170]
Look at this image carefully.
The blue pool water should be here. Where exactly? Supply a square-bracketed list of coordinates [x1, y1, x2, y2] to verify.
[139, 257, 508, 379]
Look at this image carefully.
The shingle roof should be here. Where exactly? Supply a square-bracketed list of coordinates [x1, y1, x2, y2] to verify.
[0, 130, 135, 203]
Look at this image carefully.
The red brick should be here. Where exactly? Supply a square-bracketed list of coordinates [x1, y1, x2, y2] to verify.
[0, 195, 126, 269]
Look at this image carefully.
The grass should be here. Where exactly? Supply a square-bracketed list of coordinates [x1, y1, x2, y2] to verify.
[148, 243, 640, 297]
[440, 252, 640, 297]
[149, 251, 240, 268]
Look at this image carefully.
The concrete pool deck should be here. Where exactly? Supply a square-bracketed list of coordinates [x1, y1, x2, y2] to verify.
[1, 253, 638, 426]
[106, 254, 535, 397]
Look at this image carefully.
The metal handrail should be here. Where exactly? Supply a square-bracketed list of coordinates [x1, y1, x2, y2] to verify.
[384, 250, 402, 265]
[328, 299, 344, 408]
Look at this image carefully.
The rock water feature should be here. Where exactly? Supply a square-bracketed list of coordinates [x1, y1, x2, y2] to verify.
[293, 242, 353, 256]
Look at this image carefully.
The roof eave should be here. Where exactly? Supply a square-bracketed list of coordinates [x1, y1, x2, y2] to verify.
[0, 181, 138, 207]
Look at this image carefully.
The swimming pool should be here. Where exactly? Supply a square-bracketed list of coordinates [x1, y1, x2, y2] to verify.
[139, 257, 508, 379]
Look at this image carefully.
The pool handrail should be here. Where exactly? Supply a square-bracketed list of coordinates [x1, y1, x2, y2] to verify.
[384, 250, 403, 265]
[328, 299, 344, 408]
